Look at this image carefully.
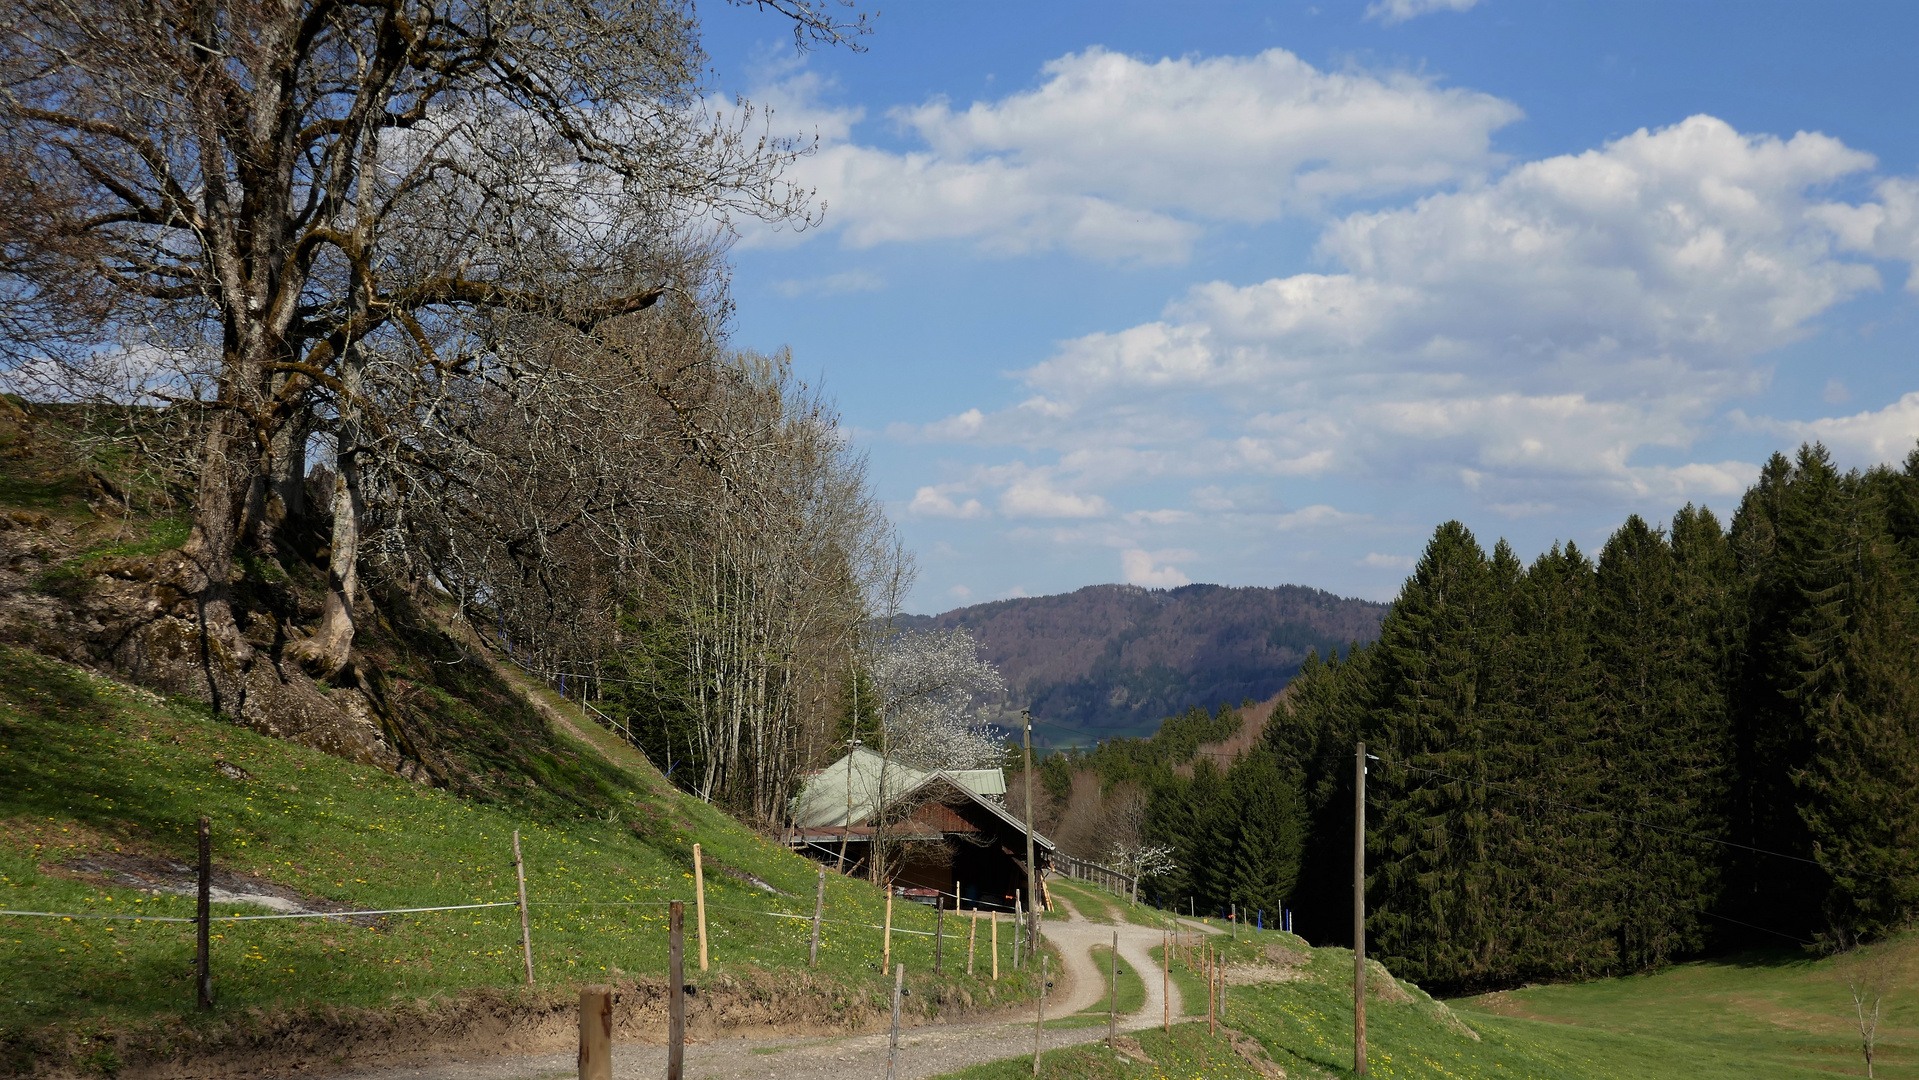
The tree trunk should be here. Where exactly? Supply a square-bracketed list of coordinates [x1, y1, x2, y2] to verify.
[249, 403, 309, 554]
[182, 407, 257, 691]
[288, 360, 365, 678]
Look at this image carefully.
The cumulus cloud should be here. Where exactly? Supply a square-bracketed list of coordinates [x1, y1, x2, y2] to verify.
[999, 473, 1109, 518]
[752, 47, 1520, 262]
[1743, 392, 1919, 465]
[1121, 548, 1194, 588]
[909, 485, 986, 519]
[1367, 0, 1481, 25]
[951, 115, 1899, 511]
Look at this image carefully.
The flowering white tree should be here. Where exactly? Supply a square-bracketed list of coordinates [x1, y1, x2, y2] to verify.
[871, 628, 1006, 771]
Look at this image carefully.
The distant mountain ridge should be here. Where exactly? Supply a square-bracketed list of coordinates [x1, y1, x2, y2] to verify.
[899, 582, 1388, 742]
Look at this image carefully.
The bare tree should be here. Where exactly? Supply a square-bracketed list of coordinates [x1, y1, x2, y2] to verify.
[1833, 931, 1899, 1078]
[1, 0, 857, 685]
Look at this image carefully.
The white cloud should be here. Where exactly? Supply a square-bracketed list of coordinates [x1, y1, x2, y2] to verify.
[1812, 177, 1919, 292]
[1123, 509, 1195, 525]
[771, 270, 885, 298]
[935, 115, 1896, 512]
[1746, 392, 1919, 465]
[1824, 379, 1852, 404]
[1358, 552, 1416, 569]
[1275, 505, 1367, 530]
[999, 474, 1110, 518]
[1120, 548, 1194, 588]
[1367, 0, 1480, 25]
[948, 584, 973, 601]
[754, 47, 1520, 262]
[909, 485, 986, 519]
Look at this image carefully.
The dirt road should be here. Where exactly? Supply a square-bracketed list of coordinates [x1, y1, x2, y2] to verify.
[296, 898, 1215, 1080]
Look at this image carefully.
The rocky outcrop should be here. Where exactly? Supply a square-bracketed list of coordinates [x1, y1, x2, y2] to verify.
[0, 510, 402, 772]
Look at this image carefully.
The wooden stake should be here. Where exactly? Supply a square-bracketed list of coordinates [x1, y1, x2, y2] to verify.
[968, 914, 978, 976]
[513, 829, 534, 986]
[1032, 953, 1048, 1077]
[693, 842, 709, 972]
[1207, 942, 1215, 1036]
[1162, 929, 1169, 1033]
[992, 914, 999, 980]
[810, 866, 825, 968]
[668, 901, 685, 1080]
[1355, 741, 1368, 1076]
[1013, 894, 1023, 969]
[578, 985, 611, 1080]
[883, 892, 893, 971]
[1107, 930, 1118, 1047]
[887, 962, 905, 1080]
[196, 816, 211, 1010]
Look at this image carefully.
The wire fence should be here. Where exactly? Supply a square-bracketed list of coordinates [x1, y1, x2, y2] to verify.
[0, 823, 1049, 1014]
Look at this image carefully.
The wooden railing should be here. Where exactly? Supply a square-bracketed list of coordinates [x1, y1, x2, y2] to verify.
[1052, 852, 1138, 901]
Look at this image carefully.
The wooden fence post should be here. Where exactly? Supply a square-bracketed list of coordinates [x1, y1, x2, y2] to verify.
[1207, 942, 1215, 1036]
[578, 985, 611, 1080]
[1032, 952, 1048, 1077]
[1012, 894, 1023, 970]
[886, 963, 905, 1080]
[196, 816, 211, 1010]
[1107, 930, 1118, 1047]
[968, 914, 977, 976]
[991, 914, 999, 980]
[692, 842, 709, 972]
[883, 892, 893, 971]
[1162, 928, 1169, 1034]
[810, 866, 825, 968]
[668, 901, 685, 1080]
[513, 830, 534, 985]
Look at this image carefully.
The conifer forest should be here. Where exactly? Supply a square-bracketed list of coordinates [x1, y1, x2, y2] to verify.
[1069, 442, 1919, 992]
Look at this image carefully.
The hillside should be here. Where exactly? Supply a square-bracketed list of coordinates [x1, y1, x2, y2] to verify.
[0, 398, 1040, 1076]
[901, 584, 1386, 741]
[0, 645, 1036, 1076]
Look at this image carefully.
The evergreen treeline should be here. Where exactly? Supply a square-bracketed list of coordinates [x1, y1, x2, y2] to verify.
[1082, 442, 1919, 991]
[1267, 443, 1919, 990]
[1039, 704, 1308, 926]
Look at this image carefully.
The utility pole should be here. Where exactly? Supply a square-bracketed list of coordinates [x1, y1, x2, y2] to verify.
[1354, 741, 1368, 1076]
[1022, 710, 1040, 951]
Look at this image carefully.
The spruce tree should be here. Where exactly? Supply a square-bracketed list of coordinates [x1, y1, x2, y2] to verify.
[1221, 748, 1306, 924]
[1792, 465, 1919, 937]
[1729, 446, 1843, 933]
[1367, 521, 1512, 987]
[1502, 541, 1612, 978]
[1591, 514, 1729, 970]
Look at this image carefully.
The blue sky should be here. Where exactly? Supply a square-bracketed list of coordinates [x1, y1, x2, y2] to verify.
[697, 1, 1919, 613]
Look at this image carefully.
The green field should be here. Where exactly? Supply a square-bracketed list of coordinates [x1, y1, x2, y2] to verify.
[966, 875, 1919, 1079]
[0, 646, 1037, 1072]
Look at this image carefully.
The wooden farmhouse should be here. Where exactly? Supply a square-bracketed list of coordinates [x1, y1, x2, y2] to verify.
[786, 747, 1055, 912]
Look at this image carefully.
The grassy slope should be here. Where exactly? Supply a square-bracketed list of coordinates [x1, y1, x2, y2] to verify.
[974, 877, 1919, 1080]
[0, 646, 1037, 1063]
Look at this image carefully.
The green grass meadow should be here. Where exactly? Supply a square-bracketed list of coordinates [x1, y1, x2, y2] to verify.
[1006, 876, 1918, 1080]
[0, 646, 1037, 1046]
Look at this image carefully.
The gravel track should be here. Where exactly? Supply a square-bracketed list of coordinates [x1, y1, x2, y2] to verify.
[294, 897, 1217, 1080]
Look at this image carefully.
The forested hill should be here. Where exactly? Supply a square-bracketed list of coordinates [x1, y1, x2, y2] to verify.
[899, 583, 1387, 740]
